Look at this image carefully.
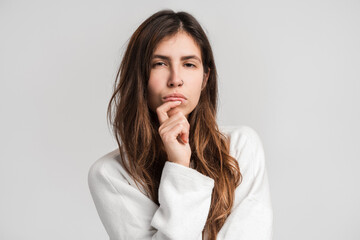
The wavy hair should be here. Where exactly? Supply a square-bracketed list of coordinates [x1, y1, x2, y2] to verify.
[107, 9, 242, 239]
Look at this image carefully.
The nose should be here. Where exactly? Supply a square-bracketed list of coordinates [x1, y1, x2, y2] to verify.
[167, 66, 184, 88]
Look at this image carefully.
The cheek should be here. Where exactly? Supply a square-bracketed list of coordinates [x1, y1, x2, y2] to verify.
[147, 84, 158, 110]
[147, 80, 158, 95]
[147, 72, 164, 110]
[148, 70, 167, 92]
[193, 87, 203, 104]
[188, 78, 204, 106]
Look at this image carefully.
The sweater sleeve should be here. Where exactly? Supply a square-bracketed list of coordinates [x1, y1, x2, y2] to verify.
[217, 126, 273, 240]
[88, 157, 214, 240]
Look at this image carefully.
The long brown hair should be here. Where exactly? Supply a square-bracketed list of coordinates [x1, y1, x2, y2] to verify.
[107, 9, 242, 239]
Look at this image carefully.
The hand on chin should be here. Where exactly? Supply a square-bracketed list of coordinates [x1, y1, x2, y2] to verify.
[167, 107, 183, 118]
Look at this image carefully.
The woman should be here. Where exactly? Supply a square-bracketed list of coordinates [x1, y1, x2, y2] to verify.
[88, 9, 273, 240]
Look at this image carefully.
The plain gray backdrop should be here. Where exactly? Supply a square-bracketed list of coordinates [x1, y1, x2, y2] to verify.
[1, 0, 359, 239]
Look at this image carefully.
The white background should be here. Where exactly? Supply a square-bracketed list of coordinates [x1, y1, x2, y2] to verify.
[1, 0, 359, 239]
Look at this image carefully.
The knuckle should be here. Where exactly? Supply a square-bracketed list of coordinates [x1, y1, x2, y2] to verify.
[163, 133, 171, 142]
[158, 127, 165, 136]
[176, 112, 183, 117]
[179, 118, 189, 128]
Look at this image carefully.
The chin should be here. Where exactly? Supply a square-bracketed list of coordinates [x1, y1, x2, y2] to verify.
[168, 107, 193, 119]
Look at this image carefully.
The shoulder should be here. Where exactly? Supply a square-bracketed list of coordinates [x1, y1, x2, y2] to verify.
[218, 126, 273, 236]
[88, 149, 120, 178]
[219, 125, 266, 180]
[87, 148, 131, 192]
[219, 125, 264, 158]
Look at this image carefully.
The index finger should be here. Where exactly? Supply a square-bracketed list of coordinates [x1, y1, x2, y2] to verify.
[156, 101, 182, 124]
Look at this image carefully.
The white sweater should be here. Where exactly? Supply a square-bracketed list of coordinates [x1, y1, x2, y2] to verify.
[88, 126, 273, 240]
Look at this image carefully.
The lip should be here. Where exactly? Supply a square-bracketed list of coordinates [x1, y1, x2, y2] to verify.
[164, 97, 186, 102]
[163, 93, 187, 102]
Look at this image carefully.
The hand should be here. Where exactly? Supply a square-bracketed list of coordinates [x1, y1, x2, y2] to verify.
[156, 101, 191, 167]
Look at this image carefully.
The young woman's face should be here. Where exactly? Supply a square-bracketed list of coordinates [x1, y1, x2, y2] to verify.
[147, 31, 209, 118]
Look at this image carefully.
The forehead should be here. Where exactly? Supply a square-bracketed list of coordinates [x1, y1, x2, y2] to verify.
[153, 32, 201, 58]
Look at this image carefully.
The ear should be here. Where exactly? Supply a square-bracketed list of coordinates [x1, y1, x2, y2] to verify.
[201, 68, 210, 90]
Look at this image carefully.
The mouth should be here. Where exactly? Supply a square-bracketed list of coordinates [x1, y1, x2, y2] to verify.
[163, 97, 186, 102]
[163, 93, 187, 102]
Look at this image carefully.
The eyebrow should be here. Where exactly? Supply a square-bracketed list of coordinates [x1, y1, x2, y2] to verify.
[152, 54, 202, 63]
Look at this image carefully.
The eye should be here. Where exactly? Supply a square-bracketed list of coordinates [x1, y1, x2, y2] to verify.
[184, 63, 196, 68]
[152, 62, 167, 67]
